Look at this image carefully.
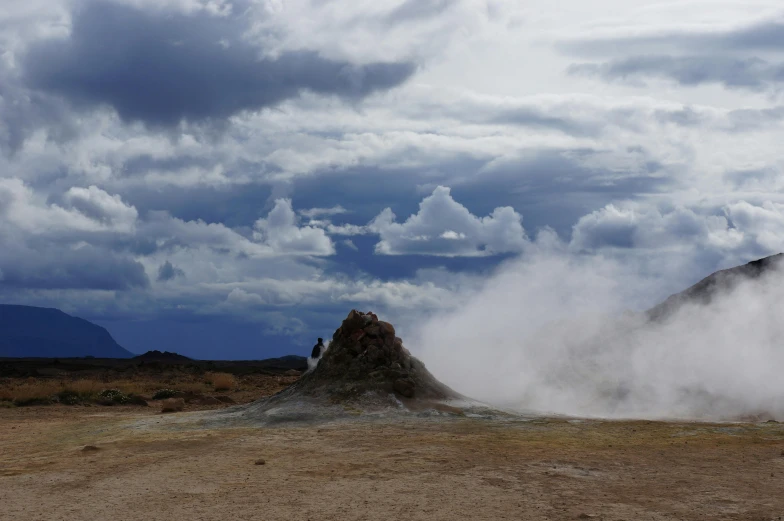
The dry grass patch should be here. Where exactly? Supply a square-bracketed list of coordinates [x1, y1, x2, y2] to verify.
[66, 379, 102, 395]
[0, 380, 62, 404]
[174, 381, 210, 394]
[0, 369, 298, 408]
[0, 378, 153, 406]
[206, 372, 237, 391]
[99, 379, 153, 396]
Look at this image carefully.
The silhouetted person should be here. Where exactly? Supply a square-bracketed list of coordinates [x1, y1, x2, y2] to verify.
[311, 338, 324, 359]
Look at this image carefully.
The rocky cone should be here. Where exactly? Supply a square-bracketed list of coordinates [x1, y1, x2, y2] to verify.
[293, 310, 460, 401]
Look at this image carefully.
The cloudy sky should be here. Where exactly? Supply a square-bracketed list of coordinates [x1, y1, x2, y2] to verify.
[2, 0, 784, 359]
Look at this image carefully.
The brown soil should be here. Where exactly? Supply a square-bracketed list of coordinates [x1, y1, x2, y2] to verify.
[1, 406, 783, 520]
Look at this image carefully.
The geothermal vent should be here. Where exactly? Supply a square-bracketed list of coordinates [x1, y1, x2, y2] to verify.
[294, 310, 460, 401]
[231, 310, 469, 425]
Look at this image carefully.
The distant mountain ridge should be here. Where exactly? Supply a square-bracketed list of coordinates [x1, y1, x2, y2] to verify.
[134, 350, 192, 362]
[0, 305, 134, 358]
[647, 253, 784, 321]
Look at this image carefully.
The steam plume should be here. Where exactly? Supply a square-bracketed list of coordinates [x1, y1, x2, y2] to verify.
[411, 247, 784, 421]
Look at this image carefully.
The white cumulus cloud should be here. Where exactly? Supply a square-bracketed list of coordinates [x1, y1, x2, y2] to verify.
[569, 199, 784, 263]
[299, 205, 349, 219]
[0, 178, 138, 235]
[253, 198, 335, 255]
[368, 185, 528, 256]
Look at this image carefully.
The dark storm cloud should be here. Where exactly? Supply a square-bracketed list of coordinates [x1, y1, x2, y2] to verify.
[559, 20, 784, 57]
[560, 16, 784, 92]
[0, 75, 76, 154]
[726, 106, 784, 131]
[653, 106, 707, 127]
[289, 148, 672, 243]
[119, 155, 220, 178]
[487, 108, 601, 137]
[120, 182, 274, 228]
[723, 168, 780, 189]
[0, 243, 149, 290]
[413, 98, 605, 137]
[722, 20, 784, 51]
[452, 149, 672, 238]
[384, 0, 455, 26]
[653, 105, 784, 131]
[291, 156, 488, 223]
[22, 1, 416, 127]
[157, 260, 184, 282]
[569, 55, 784, 91]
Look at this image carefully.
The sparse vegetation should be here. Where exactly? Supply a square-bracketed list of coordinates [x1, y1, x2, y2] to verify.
[0, 359, 302, 408]
[56, 390, 84, 405]
[97, 389, 131, 405]
[152, 389, 184, 400]
[0, 380, 147, 406]
[0, 380, 61, 405]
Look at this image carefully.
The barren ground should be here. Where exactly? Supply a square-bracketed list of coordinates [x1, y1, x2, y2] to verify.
[2, 405, 784, 521]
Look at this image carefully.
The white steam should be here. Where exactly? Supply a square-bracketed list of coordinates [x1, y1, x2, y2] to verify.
[411, 248, 784, 421]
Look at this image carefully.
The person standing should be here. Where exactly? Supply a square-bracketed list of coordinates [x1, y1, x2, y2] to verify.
[311, 338, 324, 359]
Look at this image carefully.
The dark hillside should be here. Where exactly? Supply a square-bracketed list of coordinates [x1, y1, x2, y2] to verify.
[0, 305, 134, 358]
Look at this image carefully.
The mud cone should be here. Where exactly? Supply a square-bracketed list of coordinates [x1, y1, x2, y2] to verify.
[291, 310, 460, 401]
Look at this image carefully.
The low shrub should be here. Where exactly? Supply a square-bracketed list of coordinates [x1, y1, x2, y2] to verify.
[152, 389, 183, 400]
[56, 390, 84, 405]
[97, 389, 130, 405]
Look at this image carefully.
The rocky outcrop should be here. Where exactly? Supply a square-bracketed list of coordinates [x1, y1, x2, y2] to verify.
[288, 310, 460, 402]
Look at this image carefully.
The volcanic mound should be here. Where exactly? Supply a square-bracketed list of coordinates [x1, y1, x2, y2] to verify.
[297, 310, 460, 401]
[227, 310, 485, 425]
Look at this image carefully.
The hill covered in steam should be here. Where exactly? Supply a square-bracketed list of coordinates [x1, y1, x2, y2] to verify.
[647, 253, 784, 321]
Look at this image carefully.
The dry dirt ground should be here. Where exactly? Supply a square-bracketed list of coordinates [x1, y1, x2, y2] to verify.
[1, 406, 784, 521]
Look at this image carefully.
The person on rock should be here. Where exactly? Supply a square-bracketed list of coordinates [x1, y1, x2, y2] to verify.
[311, 338, 324, 359]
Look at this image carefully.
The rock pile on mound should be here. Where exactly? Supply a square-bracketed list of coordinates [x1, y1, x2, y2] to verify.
[290, 310, 460, 402]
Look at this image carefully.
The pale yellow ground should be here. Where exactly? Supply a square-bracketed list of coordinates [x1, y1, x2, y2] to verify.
[1, 406, 784, 521]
